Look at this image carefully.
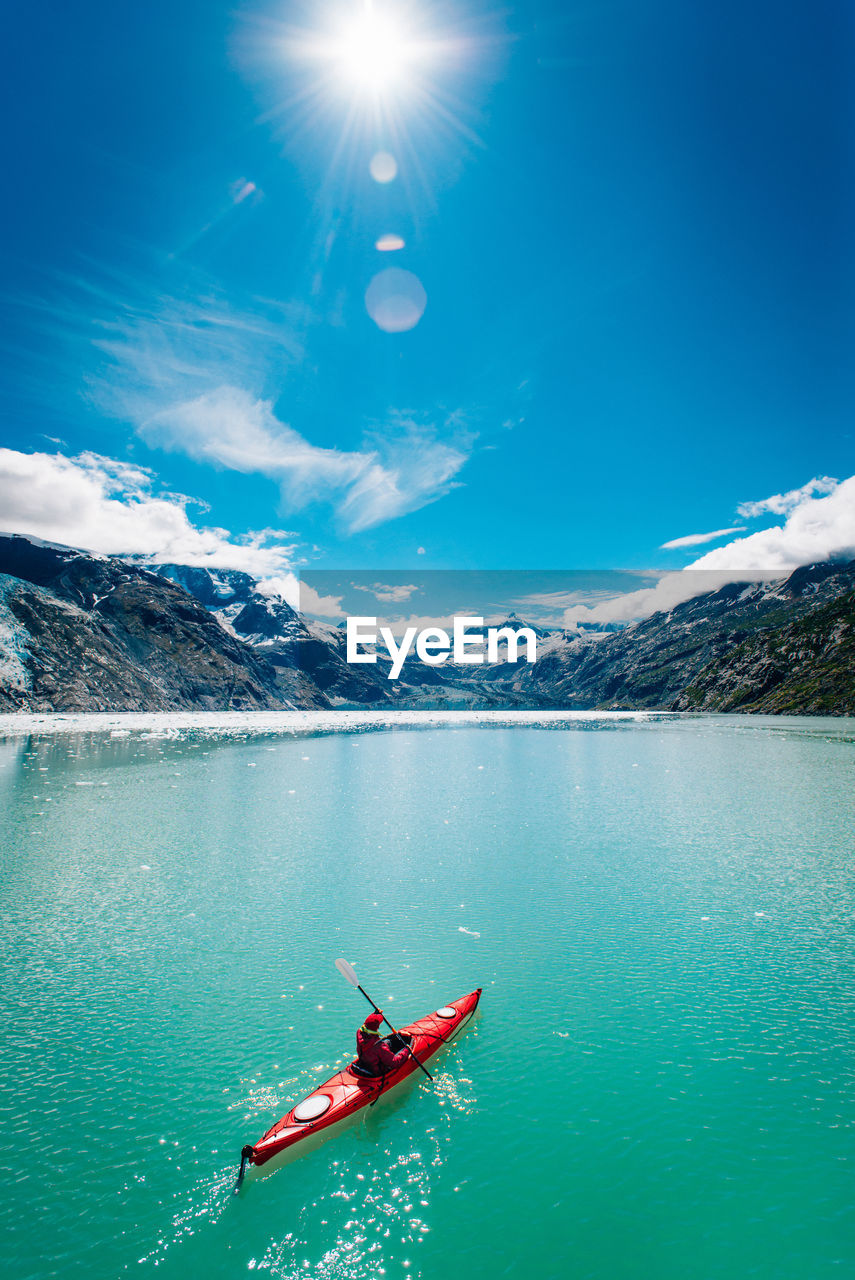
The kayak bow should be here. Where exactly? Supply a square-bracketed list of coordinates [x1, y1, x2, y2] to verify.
[237, 988, 481, 1182]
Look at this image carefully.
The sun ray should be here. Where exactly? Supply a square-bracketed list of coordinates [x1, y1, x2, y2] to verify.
[235, 2, 508, 300]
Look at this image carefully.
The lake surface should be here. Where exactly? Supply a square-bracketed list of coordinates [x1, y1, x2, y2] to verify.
[1, 712, 853, 1280]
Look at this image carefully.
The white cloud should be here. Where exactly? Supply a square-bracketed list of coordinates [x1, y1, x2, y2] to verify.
[298, 582, 345, 618]
[143, 389, 472, 533]
[561, 572, 748, 628]
[517, 586, 650, 613]
[0, 448, 297, 577]
[660, 526, 746, 550]
[737, 475, 838, 519]
[690, 474, 855, 573]
[565, 472, 855, 626]
[142, 386, 367, 507]
[352, 582, 420, 603]
[87, 288, 474, 534]
[334, 416, 472, 533]
[90, 290, 305, 411]
[417, 546, 426, 555]
[362, 612, 467, 639]
[257, 575, 344, 618]
[510, 587, 637, 628]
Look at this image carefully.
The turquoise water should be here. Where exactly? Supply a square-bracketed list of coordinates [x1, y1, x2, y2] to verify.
[1, 714, 853, 1280]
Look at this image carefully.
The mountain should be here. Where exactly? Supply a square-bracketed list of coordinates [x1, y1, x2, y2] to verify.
[514, 564, 855, 711]
[142, 558, 855, 714]
[1, 533, 854, 714]
[490, 612, 551, 639]
[0, 535, 316, 712]
[673, 585, 855, 714]
[150, 563, 396, 706]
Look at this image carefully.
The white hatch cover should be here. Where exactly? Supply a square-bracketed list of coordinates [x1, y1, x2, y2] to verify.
[293, 1094, 332, 1123]
[436, 1007, 456, 1019]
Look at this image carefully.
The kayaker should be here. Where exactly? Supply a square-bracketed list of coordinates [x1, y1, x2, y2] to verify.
[355, 1011, 412, 1076]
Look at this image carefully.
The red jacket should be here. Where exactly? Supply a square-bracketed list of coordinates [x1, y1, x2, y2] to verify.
[356, 1028, 410, 1075]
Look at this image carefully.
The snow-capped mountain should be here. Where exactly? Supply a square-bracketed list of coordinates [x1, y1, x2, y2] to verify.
[2, 534, 854, 714]
[0, 535, 304, 712]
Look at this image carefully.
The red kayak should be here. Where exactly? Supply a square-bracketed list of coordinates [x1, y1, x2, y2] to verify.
[238, 988, 481, 1179]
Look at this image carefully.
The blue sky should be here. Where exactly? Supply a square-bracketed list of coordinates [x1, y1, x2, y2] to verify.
[1, 0, 853, 584]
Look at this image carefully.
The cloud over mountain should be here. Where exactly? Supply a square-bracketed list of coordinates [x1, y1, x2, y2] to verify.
[690, 475, 855, 573]
[569, 475, 855, 626]
[0, 447, 296, 577]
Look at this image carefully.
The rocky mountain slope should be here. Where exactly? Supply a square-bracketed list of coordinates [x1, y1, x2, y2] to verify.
[514, 562, 855, 711]
[147, 557, 855, 714]
[673, 586, 855, 714]
[1, 533, 854, 714]
[148, 563, 398, 705]
[0, 536, 313, 712]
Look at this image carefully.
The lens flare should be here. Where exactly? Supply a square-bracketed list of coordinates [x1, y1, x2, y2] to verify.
[365, 267, 427, 333]
[369, 150, 398, 183]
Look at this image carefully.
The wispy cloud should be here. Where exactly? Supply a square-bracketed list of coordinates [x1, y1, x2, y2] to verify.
[509, 586, 647, 627]
[561, 572, 752, 628]
[514, 586, 652, 613]
[142, 387, 472, 533]
[736, 476, 838, 519]
[87, 286, 307, 419]
[77, 279, 475, 534]
[0, 447, 297, 577]
[142, 387, 367, 504]
[660, 526, 746, 550]
[352, 582, 420, 603]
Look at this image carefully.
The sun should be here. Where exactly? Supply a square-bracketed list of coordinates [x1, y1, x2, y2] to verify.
[330, 7, 417, 93]
[275, 3, 482, 150]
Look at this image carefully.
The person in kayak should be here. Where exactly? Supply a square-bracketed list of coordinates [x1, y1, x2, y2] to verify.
[355, 1011, 412, 1076]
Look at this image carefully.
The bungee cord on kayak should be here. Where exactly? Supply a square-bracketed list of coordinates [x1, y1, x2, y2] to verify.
[234, 963, 480, 1190]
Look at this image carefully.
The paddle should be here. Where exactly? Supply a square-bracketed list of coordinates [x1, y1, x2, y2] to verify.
[335, 958, 433, 1082]
[234, 1144, 253, 1193]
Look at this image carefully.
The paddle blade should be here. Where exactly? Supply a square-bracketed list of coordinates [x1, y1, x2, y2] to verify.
[335, 958, 360, 988]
